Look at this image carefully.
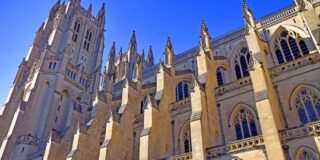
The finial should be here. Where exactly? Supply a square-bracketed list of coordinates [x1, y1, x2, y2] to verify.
[242, 0, 255, 29]
[242, 0, 248, 17]
[129, 30, 137, 45]
[141, 49, 145, 59]
[201, 20, 207, 30]
[166, 37, 172, 49]
[118, 47, 123, 58]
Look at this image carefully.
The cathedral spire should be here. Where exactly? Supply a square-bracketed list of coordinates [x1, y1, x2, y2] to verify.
[127, 31, 138, 77]
[119, 46, 123, 58]
[147, 46, 154, 67]
[242, 0, 256, 31]
[98, 3, 105, 17]
[200, 20, 212, 51]
[164, 37, 174, 67]
[88, 3, 92, 14]
[69, 0, 80, 6]
[106, 42, 116, 75]
[141, 49, 145, 61]
[128, 31, 137, 55]
[129, 30, 137, 47]
[50, 0, 61, 15]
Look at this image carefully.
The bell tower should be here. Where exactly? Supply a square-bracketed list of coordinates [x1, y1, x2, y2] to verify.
[0, 1, 105, 159]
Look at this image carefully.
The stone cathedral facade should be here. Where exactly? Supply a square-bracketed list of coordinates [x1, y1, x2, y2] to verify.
[2, 0, 320, 159]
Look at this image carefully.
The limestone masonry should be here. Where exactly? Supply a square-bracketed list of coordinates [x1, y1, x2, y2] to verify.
[1, 0, 320, 159]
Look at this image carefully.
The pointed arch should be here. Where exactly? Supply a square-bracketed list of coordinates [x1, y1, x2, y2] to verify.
[72, 18, 82, 42]
[230, 41, 251, 80]
[178, 120, 192, 154]
[290, 84, 320, 125]
[175, 80, 191, 101]
[295, 146, 319, 160]
[270, 25, 313, 65]
[60, 89, 72, 130]
[216, 67, 225, 86]
[229, 104, 259, 140]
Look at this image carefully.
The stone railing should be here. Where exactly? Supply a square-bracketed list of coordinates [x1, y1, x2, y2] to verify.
[170, 152, 192, 160]
[171, 98, 191, 116]
[270, 52, 319, 77]
[27, 151, 44, 160]
[215, 77, 252, 96]
[228, 136, 264, 153]
[207, 136, 264, 159]
[259, 5, 297, 27]
[280, 121, 320, 141]
[16, 135, 40, 146]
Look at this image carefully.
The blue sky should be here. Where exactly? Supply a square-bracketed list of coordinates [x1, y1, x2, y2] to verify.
[0, 0, 293, 105]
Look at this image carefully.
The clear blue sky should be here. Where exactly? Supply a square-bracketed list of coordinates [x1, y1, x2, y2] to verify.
[0, 0, 293, 105]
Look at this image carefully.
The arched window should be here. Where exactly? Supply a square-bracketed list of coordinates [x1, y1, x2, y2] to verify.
[233, 107, 258, 140]
[100, 126, 106, 146]
[295, 147, 319, 160]
[49, 62, 53, 69]
[234, 47, 251, 79]
[83, 29, 92, 51]
[72, 19, 81, 42]
[140, 96, 147, 114]
[235, 64, 242, 80]
[61, 90, 71, 129]
[295, 88, 320, 125]
[52, 62, 56, 70]
[274, 30, 310, 64]
[216, 68, 225, 86]
[176, 81, 190, 101]
[179, 123, 192, 153]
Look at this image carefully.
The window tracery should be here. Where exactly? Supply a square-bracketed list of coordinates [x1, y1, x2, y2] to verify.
[274, 30, 309, 64]
[233, 107, 258, 140]
[234, 47, 250, 79]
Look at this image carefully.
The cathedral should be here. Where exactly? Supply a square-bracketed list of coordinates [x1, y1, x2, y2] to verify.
[1, 0, 320, 159]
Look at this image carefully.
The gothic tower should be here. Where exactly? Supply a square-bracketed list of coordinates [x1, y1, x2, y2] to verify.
[0, 0, 105, 159]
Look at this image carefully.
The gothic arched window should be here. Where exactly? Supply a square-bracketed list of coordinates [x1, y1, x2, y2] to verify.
[295, 147, 319, 160]
[295, 89, 320, 125]
[299, 151, 317, 160]
[233, 107, 258, 140]
[274, 30, 310, 64]
[140, 96, 147, 114]
[72, 19, 81, 42]
[179, 123, 192, 154]
[176, 81, 190, 101]
[234, 47, 251, 80]
[217, 67, 225, 86]
[83, 29, 92, 51]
